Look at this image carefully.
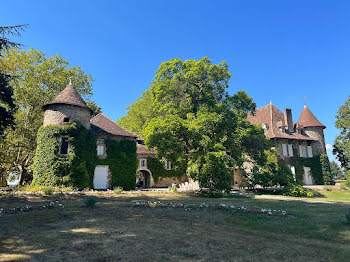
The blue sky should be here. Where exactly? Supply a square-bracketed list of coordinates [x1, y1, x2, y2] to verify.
[1, 0, 349, 161]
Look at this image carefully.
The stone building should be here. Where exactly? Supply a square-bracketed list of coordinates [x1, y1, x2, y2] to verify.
[243, 102, 327, 185]
[39, 82, 182, 189]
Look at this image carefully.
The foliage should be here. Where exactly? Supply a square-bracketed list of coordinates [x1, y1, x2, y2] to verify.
[0, 48, 93, 185]
[320, 154, 333, 185]
[146, 157, 185, 182]
[0, 25, 27, 49]
[134, 57, 270, 192]
[282, 184, 322, 198]
[168, 186, 177, 193]
[43, 187, 53, 196]
[333, 95, 350, 171]
[287, 155, 324, 185]
[118, 90, 154, 137]
[113, 189, 123, 194]
[330, 161, 344, 179]
[245, 149, 294, 188]
[32, 122, 137, 190]
[0, 72, 16, 135]
[97, 139, 137, 190]
[346, 208, 350, 225]
[85, 196, 97, 207]
[32, 122, 96, 189]
[86, 101, 102, 117]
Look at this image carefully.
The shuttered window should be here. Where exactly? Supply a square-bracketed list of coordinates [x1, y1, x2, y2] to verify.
[288, 144, 293, 157]
[282, 144, 288, 156]
[307, 146, 313, 158]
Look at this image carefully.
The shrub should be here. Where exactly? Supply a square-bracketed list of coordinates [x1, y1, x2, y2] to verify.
[282, 184, 322, 198]
[346, 208, 350, 225]
[43, 187, 53, 196]
[168, 186, 177, 193]
[113, 189, 123, 194]
[85, 196, 97, 207]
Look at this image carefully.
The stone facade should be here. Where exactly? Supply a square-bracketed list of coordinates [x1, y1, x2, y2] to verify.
[303, 127, 326, 155]
[43, 104, 91, 129]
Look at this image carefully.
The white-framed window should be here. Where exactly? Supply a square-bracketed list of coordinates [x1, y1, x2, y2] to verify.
[97, 145, 104, 156]
[59, 137, 69, 156]
[282, 144, 288, 157]
[288, 144, 293, 157]
[282, 144, 293, 157]
[165, 160, 172, 170]
[299, 145, 307, 158]
[140, 158, 147, 168]
[307, 146, 313, 158]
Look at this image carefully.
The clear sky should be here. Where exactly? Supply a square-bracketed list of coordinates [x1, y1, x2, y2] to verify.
[1, 0, 349, 161]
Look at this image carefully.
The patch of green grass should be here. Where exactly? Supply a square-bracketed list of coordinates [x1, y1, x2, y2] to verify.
[0, 192, 349, 261]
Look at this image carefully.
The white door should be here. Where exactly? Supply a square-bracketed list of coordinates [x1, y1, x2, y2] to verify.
[303, 167, 313, 185]
[94, 166, 109, 189]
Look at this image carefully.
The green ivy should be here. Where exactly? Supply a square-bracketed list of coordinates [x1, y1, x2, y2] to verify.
[286, 155, 324, 185]
[97, 139, 137, 190]
[147, 157, 185, 182]
[32, 122, 137, 190]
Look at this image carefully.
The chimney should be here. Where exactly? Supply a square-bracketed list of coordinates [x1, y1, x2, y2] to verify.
[284, 109, 293, 132]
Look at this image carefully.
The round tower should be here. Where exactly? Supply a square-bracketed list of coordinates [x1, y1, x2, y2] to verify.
[297, 105, 326, 155]
[42, 82, 92, 129]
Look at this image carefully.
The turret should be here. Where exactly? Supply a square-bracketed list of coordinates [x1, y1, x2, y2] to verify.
[42, 82, 92, 129]
[297, 104, 326, 154]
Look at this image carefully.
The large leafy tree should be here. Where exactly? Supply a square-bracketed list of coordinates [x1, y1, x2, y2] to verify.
[122, 57, 270, 192]
[333, 96, 350, 173]
[0, 48, 93, 185]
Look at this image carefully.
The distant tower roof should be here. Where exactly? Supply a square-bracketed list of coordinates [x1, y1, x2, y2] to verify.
[42, 83, 91, 112]
[297, 105, 325, 129]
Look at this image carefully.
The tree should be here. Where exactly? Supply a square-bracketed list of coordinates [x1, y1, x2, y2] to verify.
[118, 89, 154, 137]
[320, 154, 333, 185]
[121, 57, 270, 192]
[330, 161, 344, 180]
[333, 95, 350, 172]
[0, 48, 93, 185]
[86, 101, 102, 117]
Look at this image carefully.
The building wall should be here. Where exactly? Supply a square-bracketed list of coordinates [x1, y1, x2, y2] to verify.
[43, 104, 91, 129]
[303, 127, 326, 155]
[153, 175, 188, 188]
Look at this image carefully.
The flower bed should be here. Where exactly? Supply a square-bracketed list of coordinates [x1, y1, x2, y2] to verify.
[132, 201, 293, 218]
[0, 200, 64, 216]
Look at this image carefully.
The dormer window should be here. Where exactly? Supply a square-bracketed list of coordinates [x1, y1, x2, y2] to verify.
[63, 117, 70, 123]
[59, 137, 69, 156]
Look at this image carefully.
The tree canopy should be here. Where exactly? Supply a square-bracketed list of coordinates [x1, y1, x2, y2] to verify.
[0, 48, 93, 184]
[333, 95, 350, 172]
[120, 57, 270, 192]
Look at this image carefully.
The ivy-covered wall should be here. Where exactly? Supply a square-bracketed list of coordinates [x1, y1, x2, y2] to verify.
[32, 122, 137, 190]
[280, 155, 323, 185]
[147, 157, 185, 182]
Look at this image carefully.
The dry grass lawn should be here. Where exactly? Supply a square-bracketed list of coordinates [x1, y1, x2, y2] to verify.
[1, 191, 350, 261]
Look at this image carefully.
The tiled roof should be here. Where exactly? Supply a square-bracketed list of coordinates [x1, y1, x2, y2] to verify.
[137, 143, 156, 156]
[297, 105, 326, 129]
[90, 113, 138, 138]
[248, 103, 316, 141]
[247, 104, 284, 125]
[43, 84, 91, 111]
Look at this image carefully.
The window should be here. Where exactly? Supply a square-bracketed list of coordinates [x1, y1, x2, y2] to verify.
[165, 160, 172, 170]
[63, 117, 70, 123]
[140, 158, 147, 168]
[60, 137, 69, 155]
[97, 145, 104, 156]
[97, 138, 105, 144]
[288, 144, 293, 157]
[307, 146, 313, 157]
[282, 144, 288, 157]
[299, 145, 307, 158]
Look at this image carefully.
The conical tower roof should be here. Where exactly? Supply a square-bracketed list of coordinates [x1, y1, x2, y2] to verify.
[42, 84, 90, 111]
[297, 105, 325, 129]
